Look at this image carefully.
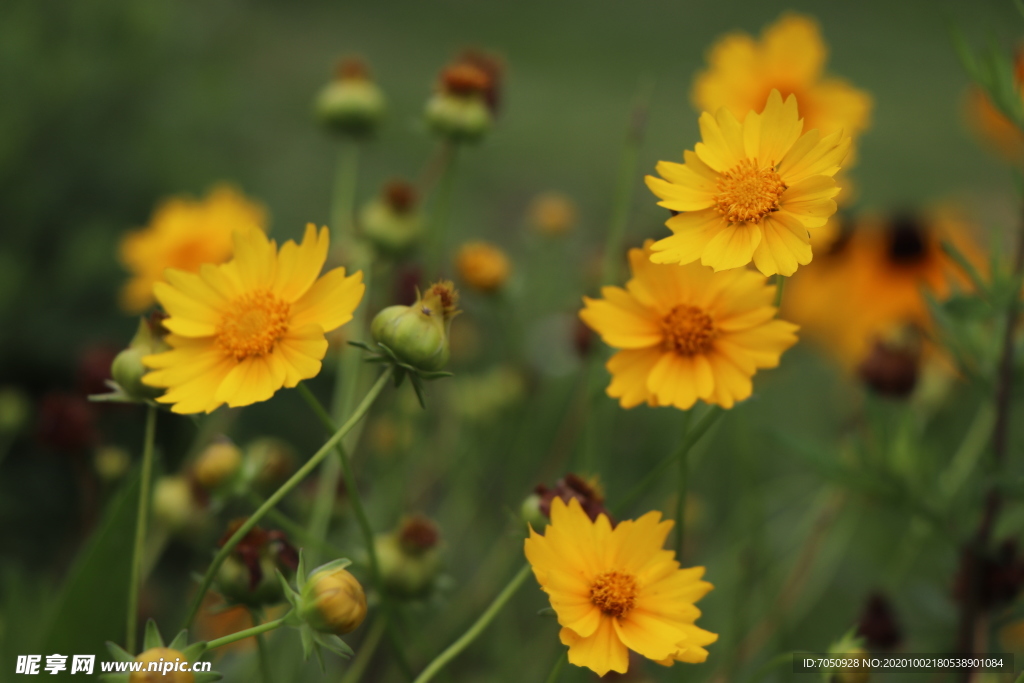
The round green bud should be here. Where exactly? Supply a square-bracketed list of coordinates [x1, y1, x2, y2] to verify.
[315, 79, 385, 138]
[215, 554, 285, 607]
[360, 198, 422, 255]
[152, 476, 198, 533]
[425, 92, 491, 143]
[374, 531, 441, 600]
[112, 347, 162, 400]
[520, 493, 547, 530]
[371, 305, 450, 372]
[0, 386, 29, 435]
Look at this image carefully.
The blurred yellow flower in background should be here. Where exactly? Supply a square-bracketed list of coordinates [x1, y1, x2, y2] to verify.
[784, 211, 981, 369]
[580, 241, 798, 410]
[693, 13, 872, 143]
[143, 224, 364, 414]
[524, 497, 717, 676]
[965, 48, 1024, 162]
[527, 192, 578, 235]
[119, 185, 267, 313]
[646, 90, 850, 276]
[455, 241, 511, 292]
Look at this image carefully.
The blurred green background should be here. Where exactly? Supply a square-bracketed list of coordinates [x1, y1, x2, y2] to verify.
[2, 0, 1024, 681]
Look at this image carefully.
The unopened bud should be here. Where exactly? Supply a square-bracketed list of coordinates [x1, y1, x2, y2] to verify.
[194, 438, 242, 490]
[520, 493, 547, 530]
[425, 92, 491, 143]
[214, 521, 298, 607]
[94, 445, 131, 482]
[858, 325, 921, 398]
[371, 281, 460, 372]
[301, 566, 368, 635]
[455, 241, 510, 293]
[0, 386, 29, 435]
[360, 180, 423, 254]
[375, 515, 442, 599]
[528, 192, 577, 236]
[130, 648, 192, 683]
[152, 476, 199, 533]
[315, 58, 386, 138]
[112, 313, 170, 401]
[244, 437, 296, 492]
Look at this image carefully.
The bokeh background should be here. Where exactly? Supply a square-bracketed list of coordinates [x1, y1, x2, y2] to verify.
[3, 0, 1024, 681]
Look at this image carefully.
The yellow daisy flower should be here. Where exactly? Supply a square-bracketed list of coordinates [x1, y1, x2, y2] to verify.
[524, 497, 717, 676]
[142, 224, 364, 414]
[645, 90, 850, 276]
[119, 185, 268, 313]
[693, 13, 872, 142]
[579, 241, 798, 410]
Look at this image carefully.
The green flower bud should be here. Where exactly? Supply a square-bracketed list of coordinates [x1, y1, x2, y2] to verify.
[375, 515, 442, 599]
[425, 59, 498, 144]
[315, 59, 385, 138]
[94, 445, 131, 482]
[360, 180, 423, 255]
[112, 313, 170, 401]
[193, 438, 242, 491]
[152, 476, 200, 533]
[371, 281, 460, 372]
[520, 493, 547, 530]
[300, 566, 368, 635]
[214, 521, 298, 607]
[243, 437, 296, 493]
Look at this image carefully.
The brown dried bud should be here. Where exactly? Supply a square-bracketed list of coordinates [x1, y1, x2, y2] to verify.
[857, 329, 921, 398]
[335, 57, 370, 81]
[856, 592, 902, 651]
[398, 514, 440, 555]
[535, 473, 611, 524]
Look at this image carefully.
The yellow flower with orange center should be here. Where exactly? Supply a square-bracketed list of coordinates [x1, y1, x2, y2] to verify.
[580, 241, 798, 410]
[119, 185, 267, 313]
[142, 224, 364, 414]
[646, 90, 850, 276]
[693, 13, 872, 143]
[524, 497, 717, 676]
[455, 241, 511, 292]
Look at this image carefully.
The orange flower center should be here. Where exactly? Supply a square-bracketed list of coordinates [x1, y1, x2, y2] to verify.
[713, 158, 786, 223]
[216, 290, 290, 360]
[661, 305, 717, 355]
[589, 570, 638, 618]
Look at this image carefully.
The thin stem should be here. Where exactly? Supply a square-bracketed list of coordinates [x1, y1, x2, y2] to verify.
[956, 205, 1024, 672]
[206, 615, 289, 650]
[773, 274, 786, 308]
[247, 491, 346, 558]
[412, 563, 533, 683]
[674, 411, 694, 556]
[298, 382, 415, 680]
[543, 651, 567, 683]
[250, 608, 273, 683]
[181, 368, 392, 630]
[340, 615, 387, 683]
[331, 142, 361, 242]
[615, 406, 723, 515]
[126, 405, 157, 654]
[426, 142, 460, 276]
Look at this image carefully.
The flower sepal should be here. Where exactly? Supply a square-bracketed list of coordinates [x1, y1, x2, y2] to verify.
[277, 552, 357, 671]
[101, 619, 219, 683]
[348, 340, 453, 409]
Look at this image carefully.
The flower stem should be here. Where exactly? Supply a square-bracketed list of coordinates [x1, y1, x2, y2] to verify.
[331, 142, 361, 242]
[674, 410, 694, 556]
[247, 491, 347, 559]
[126, 405, 157, 654]
[340, 614, 387, 683]
[181, 367, 392, 630]
[412, 563, 533, 683]
[205, 614, 289, 650]
[250, 608, 273, 683]
[297, 382, 415, 680]
[426, 141, 460, 276]
[773, 274, 786, 308]
[615, 406, 722, 516]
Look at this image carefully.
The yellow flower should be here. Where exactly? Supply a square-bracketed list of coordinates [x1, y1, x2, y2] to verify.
[580, 241, 798, 410]
[528, 192, 578, 235]
[142, 224, 364, 414]
[119, 185, 267, 313]
[455, 241, 511, 292]
[693, 13, 872, 142]
[524, 497, 717, 676]
[646, 90, 850, 276]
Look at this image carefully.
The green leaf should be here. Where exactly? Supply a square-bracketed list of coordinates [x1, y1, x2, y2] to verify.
[105, 641, 135, 663]
[41, 472, 140, 658]
[181, 641, 208, 662]
[314, 632, 354, 659]
[537, 607, 556, 618]
[308, 557, 353, 577]
[168, 629, 190, 651]
[296, 549, 308, 591]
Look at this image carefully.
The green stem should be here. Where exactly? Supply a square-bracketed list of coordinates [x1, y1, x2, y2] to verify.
[543, 651, 567, 683]
[773, 274, 786, 308]
[426, 142, 460, 276]
[340, 615, 387, 683]
[331, 142, 361, 242]
[615, 406, 722, 515]
[181, 368, 392, 630]
[250, 608, 273, 683]
[298, 382, 415, 680]
[126, 405, 157, 654]
[247, 491, 346, 558]
[412, 563, 533, 683]
[674, 411, 694, 556]
[205, 615, 289, 650]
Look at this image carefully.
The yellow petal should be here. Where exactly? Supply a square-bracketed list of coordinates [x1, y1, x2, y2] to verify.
[290, 267, 366, 333]
[695, 109, 745, 172]
[214, 356, 282, 408]
[700, 221, 761, 271]
[649, 209, 723, 269]
[647, 353, 699, 410]
[231, 227, 277, 290]
[559, 618, 629, 677]
[273, 224, 330, 302]
[606, 347, 663, 409]
[579, 288, 662, 349]
[743, 90, 802, 166]
[751, 213, 812, 276]
[781, 174, 840, 228]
